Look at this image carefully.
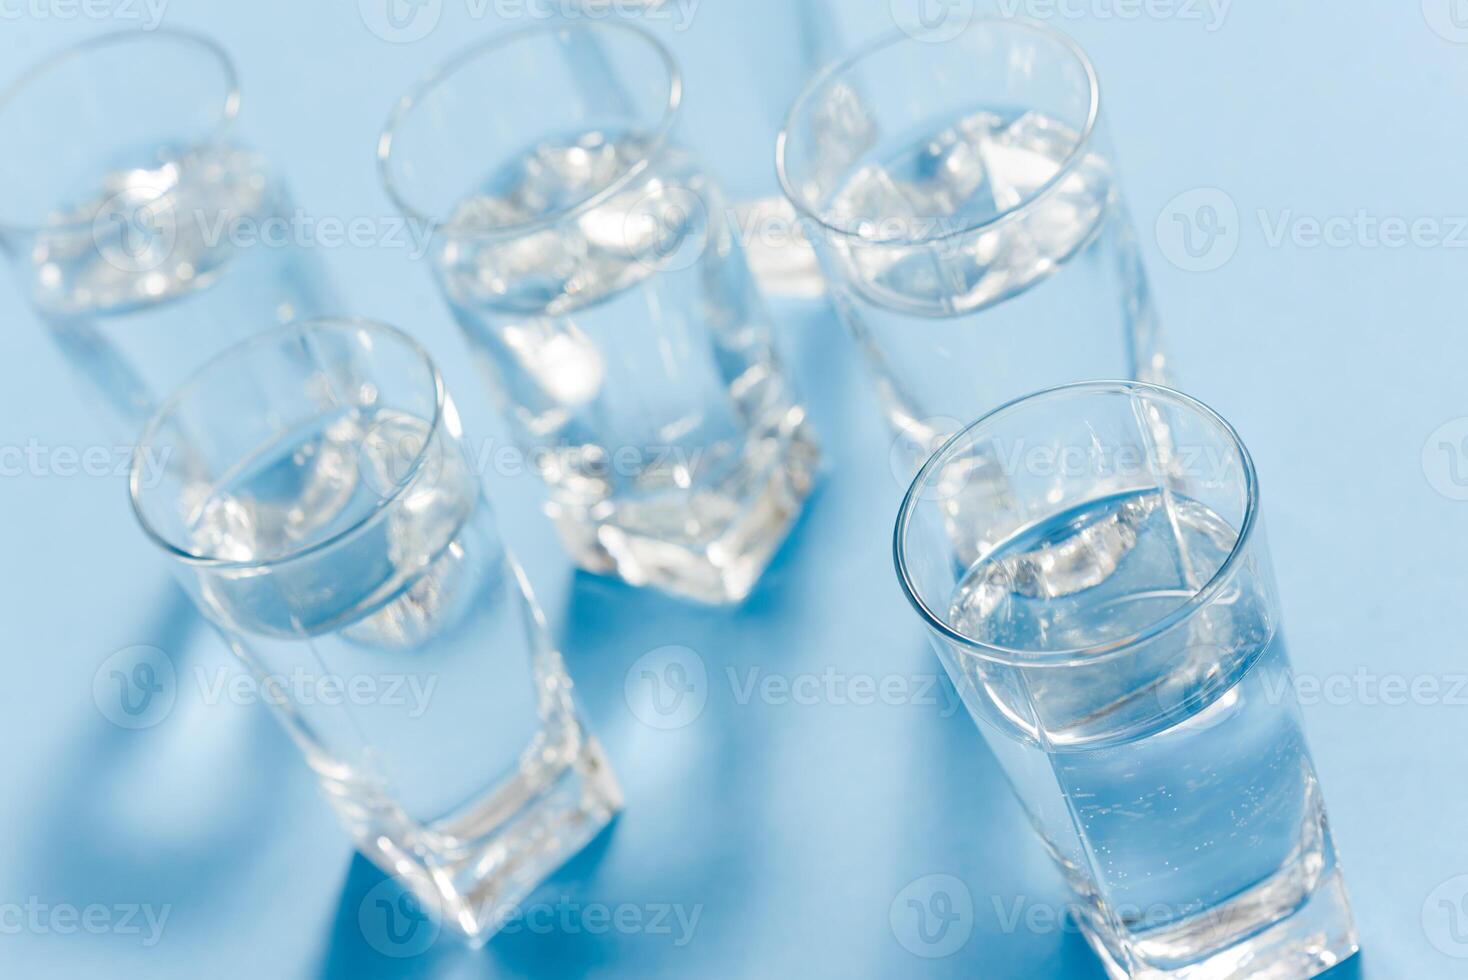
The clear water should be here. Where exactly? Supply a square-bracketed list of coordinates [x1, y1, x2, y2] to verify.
[433, 129, 816, 602]
[21, 144, 333, 436]
[184, 406, 570, 828]
[822, 108, 1163, 446]
[944, 489, 1336, 969]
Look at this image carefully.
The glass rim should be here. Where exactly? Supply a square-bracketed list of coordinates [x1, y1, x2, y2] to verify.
[775, 18, 1102, 247]
[377, 19, 683, 240]
[892, 381, 1261, 667]
[128, 317, 448, 572]
[0, 27, 241, 236]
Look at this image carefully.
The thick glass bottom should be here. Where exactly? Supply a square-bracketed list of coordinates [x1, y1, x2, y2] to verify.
[550, 420, 820, 604]
[1081, 867, 1358, 980]
[351, 734, 624, 948]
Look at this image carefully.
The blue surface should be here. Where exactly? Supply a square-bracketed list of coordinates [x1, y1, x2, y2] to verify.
[0, 2, 1464, 976]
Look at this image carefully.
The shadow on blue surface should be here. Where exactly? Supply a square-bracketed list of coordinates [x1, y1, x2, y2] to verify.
[311, 491, 839, 978]
[544, 516, 1111, 977]
[315, 823, 621, 979]
[19, 584, 299, 913]
[1322, 952, 1365, 978]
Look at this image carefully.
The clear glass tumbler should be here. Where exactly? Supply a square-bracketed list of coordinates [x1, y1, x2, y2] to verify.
[778, 20, 1166, 464]
[0, 30, 335, 436]
[378, 22, 819, 605]
[894, 382, 1357, 979]
[129, 319, 622, 946]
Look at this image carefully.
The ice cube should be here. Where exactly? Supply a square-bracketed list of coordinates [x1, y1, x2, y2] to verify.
[189, 492, 259, 563]
[340, 536, 476, 649]
[980, 111, 1080, 213]
[825, 163, 923, 235]
[516, 134, 625, 215]
[913, 110, 1005, 218]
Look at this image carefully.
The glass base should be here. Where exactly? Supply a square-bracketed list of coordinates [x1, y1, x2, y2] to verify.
[354, 734, 624, 948]
[550, 420, 820, 604]
[1081, 867, 1359, 980]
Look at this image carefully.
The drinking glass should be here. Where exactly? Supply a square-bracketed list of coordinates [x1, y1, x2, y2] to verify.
[129, 319, 622, 946]
[894, 381, 1356, 979]
[0, 29, 335, 437]
[378, 22, 819, 605]
[778, 20, 1166, 466]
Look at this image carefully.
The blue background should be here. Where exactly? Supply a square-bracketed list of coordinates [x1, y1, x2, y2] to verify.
[0, 1, 1463, 976]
